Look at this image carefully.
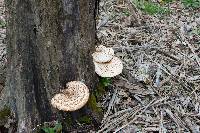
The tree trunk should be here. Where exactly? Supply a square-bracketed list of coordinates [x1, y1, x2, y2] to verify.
[4, 0, 98, 132]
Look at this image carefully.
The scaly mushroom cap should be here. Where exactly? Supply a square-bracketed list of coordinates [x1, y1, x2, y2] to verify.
[92, 47, 115, 63]
[95, 45, 106, 52]
[51, 81, 89, 111]
[94, 57, 123, 77]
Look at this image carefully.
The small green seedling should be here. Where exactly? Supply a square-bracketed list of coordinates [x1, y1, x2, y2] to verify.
[123, 9, 131, 16]
[99, 77, 112, 87]
[0, 20, 6, 28]
[192, 28, 200, 35]
[42, 122, 62, 133]
[94, 77, 112, 99]
[133, 0, 170, 15]
[181, 0, 200, 9]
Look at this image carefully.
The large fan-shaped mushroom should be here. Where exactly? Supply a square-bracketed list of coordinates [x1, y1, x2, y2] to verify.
[51, 81, 89, 111]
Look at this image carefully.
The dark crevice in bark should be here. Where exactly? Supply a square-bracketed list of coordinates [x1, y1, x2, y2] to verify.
[31, 44, 53, 123]
[32, 24, 52, 123]
[60, 0, 80, 84]
[15, 0, 40, 129]
[94, 0, 100, 16]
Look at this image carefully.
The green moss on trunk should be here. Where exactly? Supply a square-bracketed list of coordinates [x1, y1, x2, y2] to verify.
[0, 106, 11, 126]
[0, 106, 10, 120]
[87, 93, 103, 114]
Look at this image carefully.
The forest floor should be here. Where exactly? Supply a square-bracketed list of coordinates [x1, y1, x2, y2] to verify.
[0, 0, 6, 94]
[97, 0, 200, 132]
[0, 0, 200, 133]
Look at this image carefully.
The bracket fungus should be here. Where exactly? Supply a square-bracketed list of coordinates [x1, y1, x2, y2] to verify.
[92, 45, 115, 63]
[51, 81, 90, 112]
[94, 57, 123, 77]
[92, 45, 123, 77]
[95, 45, 106, 52]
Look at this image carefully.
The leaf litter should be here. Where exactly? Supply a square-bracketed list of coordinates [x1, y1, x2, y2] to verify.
[97, 0, 200, 132]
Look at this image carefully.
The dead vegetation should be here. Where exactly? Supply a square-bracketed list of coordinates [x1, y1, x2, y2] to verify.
[97, 0, 200, 132]
[0, 0, 6, 89]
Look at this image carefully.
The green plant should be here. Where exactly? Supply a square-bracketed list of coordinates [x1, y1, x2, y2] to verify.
[123, 9, 131, 16]
[0, 20, 6, 28]
[94, 77, 112, 99]
[163, 0, 174, 3]
[192, 28, 200, 35]
[99, 77, 111, 87]
[87, 77, 112, 120]
[133, 0, 170, 15]
[181, 0, 200, 9]
[42, 122, 62, 133]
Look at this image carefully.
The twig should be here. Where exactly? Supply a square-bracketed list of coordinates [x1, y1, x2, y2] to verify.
[113, 98, 156, 133]
[101, 88, 118, 124]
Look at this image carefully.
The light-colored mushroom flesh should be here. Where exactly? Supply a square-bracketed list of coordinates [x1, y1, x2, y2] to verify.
[92, 47, 115, 63]
[94, 57, 123, 77]
[51, 81, 90, 111]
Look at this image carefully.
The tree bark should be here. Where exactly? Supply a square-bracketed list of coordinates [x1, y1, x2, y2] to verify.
[4, 0, 98, 132]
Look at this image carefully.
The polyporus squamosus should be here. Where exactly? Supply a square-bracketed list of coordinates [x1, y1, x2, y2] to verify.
[94, 57, 123, 77]
[92, 45, 123, 78]
[51, 81, 89, 111]
[92, 45, 114, 63]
